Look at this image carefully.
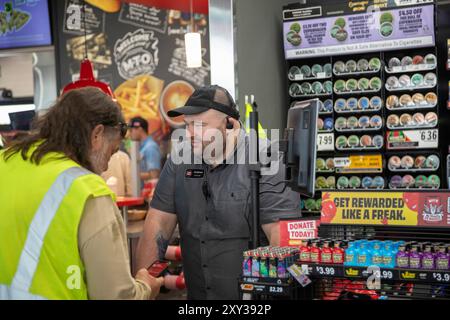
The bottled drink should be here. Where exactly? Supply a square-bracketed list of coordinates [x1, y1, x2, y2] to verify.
[436, 247, 450, 270]
[396, 245, 409, 268]
[409, 246, 422, 269]
[243, 251, 252, 276]
[310, 242, 321, 263]
[299, 241, 311, 263]
[421, 246, 436, 270]
[332, 241, 345, 264]
[252, 251, 260, 277]
[321, 242, 333, 264]
[357, 242, 371, 267]
[344, 242, 357, 266]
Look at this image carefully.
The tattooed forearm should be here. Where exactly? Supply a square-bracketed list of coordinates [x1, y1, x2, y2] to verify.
[155, 231, 169, 260]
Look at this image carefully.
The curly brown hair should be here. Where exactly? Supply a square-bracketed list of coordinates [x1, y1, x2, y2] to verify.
[2, 87, 125, 171]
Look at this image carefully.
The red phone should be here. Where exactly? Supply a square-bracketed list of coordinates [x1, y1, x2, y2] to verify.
[147, 260, 170, 277]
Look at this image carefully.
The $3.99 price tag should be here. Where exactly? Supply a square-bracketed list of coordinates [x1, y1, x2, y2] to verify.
[317, 133, 334, 151]
[433, 272, 450, 282]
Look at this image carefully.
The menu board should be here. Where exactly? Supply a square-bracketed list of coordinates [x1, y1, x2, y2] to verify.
[54, 0, 211, 141]
[284, 4, 435, 59]
[0, 0, 52, 50]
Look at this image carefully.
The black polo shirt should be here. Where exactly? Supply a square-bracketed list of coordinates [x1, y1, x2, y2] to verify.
[150, 131, 301, 299]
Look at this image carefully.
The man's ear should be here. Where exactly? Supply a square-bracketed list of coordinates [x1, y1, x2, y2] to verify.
[91, 124, 105, 151]
[227, 117, 240, 130]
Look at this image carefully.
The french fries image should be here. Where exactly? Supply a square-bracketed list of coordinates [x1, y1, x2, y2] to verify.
[114, 75, 165, 135]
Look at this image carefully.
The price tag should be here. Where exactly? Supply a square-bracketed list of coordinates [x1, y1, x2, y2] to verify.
[387, 129, 438, 150]
[432, 272, 450, 283]
[314, 265, 336, 276]
[373, 269, 394, 280]
[268, 286, 284, 293]
[294, 74, 304, 81]
[317, 133, 334, 151]
[317, 72, 326, 79]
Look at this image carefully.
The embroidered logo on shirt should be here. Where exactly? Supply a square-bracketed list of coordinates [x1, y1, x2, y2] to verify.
[185, 169, 205, 178]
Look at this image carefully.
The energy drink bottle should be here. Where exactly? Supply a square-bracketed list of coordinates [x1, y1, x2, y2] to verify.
[332, 241, 345, 264]
[436, 246, 450, 270]
[371, 243, 383, 267]
[310, 241, 321, 263]
[277, 253, 288, 278]
[409, 246, 422, 269]
[344, 242, 357, 266]
[259, 252, 269, 277]
[382, 243, 396, 268]
[357, 242, 371, 267]
[396, 245, 409, 268]
[252, 251, 260, 277]
[321, 242, 333, 264]
[299, 240, 311, 263]
[268, 253, 278, 278]
[421, 246, 436, 270]
[243, 251, 252, 276]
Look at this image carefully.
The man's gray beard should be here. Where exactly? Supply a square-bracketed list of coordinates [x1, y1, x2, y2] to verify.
[89, 145, 109, 174]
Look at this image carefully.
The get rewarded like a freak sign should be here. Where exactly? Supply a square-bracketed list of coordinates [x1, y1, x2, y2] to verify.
[321, 191, 450, 227]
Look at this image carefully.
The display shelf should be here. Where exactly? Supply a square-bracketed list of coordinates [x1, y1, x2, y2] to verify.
[318, 129, 334, 133]
[386, 103, 437, 111]
[387, 123, 437, 130]
[333, 69, 380, 76]
[290, 93, 332, 98]
[336, 145, 383, 151]
[316, 169, 335, 173]
[335, 108, 382, 114]
[388, 186, 440, 190]
[336, 126, 383, 133]
[385, 64, 436, 74]
[385, 84, 437, 92]
[336, 187, 386, 191]
[388, 167, 439, 173]
[319, 110, 334, 115]
[334, 89, 381, 95]
[300, 263, 450, 285]
[288, 74, 332, 81]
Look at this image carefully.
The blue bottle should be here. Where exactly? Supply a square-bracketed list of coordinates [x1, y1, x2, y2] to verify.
[357, 242, 371, 267]
[371, 244, 383, 267]
[344, 242, 357, 266]
[382, 244, 396, 268]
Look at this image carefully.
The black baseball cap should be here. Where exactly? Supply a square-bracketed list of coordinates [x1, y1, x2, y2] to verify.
[128, 116, 148, 132]
[167, 85, 240, 120]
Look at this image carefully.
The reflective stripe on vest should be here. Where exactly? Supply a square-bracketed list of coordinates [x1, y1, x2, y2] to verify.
[0, 167, 90, 300]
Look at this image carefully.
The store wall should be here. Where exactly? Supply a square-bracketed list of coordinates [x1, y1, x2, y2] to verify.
[0, 54, 34, 98]
[234, 0, 295, 131]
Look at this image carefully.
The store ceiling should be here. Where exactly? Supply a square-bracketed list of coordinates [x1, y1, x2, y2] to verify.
[122, 0, 209, 14]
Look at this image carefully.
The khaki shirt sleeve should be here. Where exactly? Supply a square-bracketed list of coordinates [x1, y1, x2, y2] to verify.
[78, 196, 151, 300]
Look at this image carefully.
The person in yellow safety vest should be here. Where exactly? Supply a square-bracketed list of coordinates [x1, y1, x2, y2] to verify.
[0, 87, 163, 300]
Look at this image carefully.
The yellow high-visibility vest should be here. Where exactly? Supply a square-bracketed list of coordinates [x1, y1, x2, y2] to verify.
[0, 144, 114, 300]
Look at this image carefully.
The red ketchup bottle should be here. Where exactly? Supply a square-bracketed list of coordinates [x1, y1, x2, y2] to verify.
[332, 241, 345, 264]
[299, 240, 311, 263]
[310, 241, 322, 264]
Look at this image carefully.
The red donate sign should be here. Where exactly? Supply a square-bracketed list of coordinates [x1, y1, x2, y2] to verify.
[279, 219, 320, 246]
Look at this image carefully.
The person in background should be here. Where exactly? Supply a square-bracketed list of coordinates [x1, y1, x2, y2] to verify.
[129, 117, 161, 188]
[101, 149, 132, 197]
[0, 87, 163, 300]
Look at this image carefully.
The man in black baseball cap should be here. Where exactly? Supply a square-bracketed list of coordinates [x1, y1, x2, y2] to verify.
[137, 85, 301, 300]
[128, 116, 161, 186]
